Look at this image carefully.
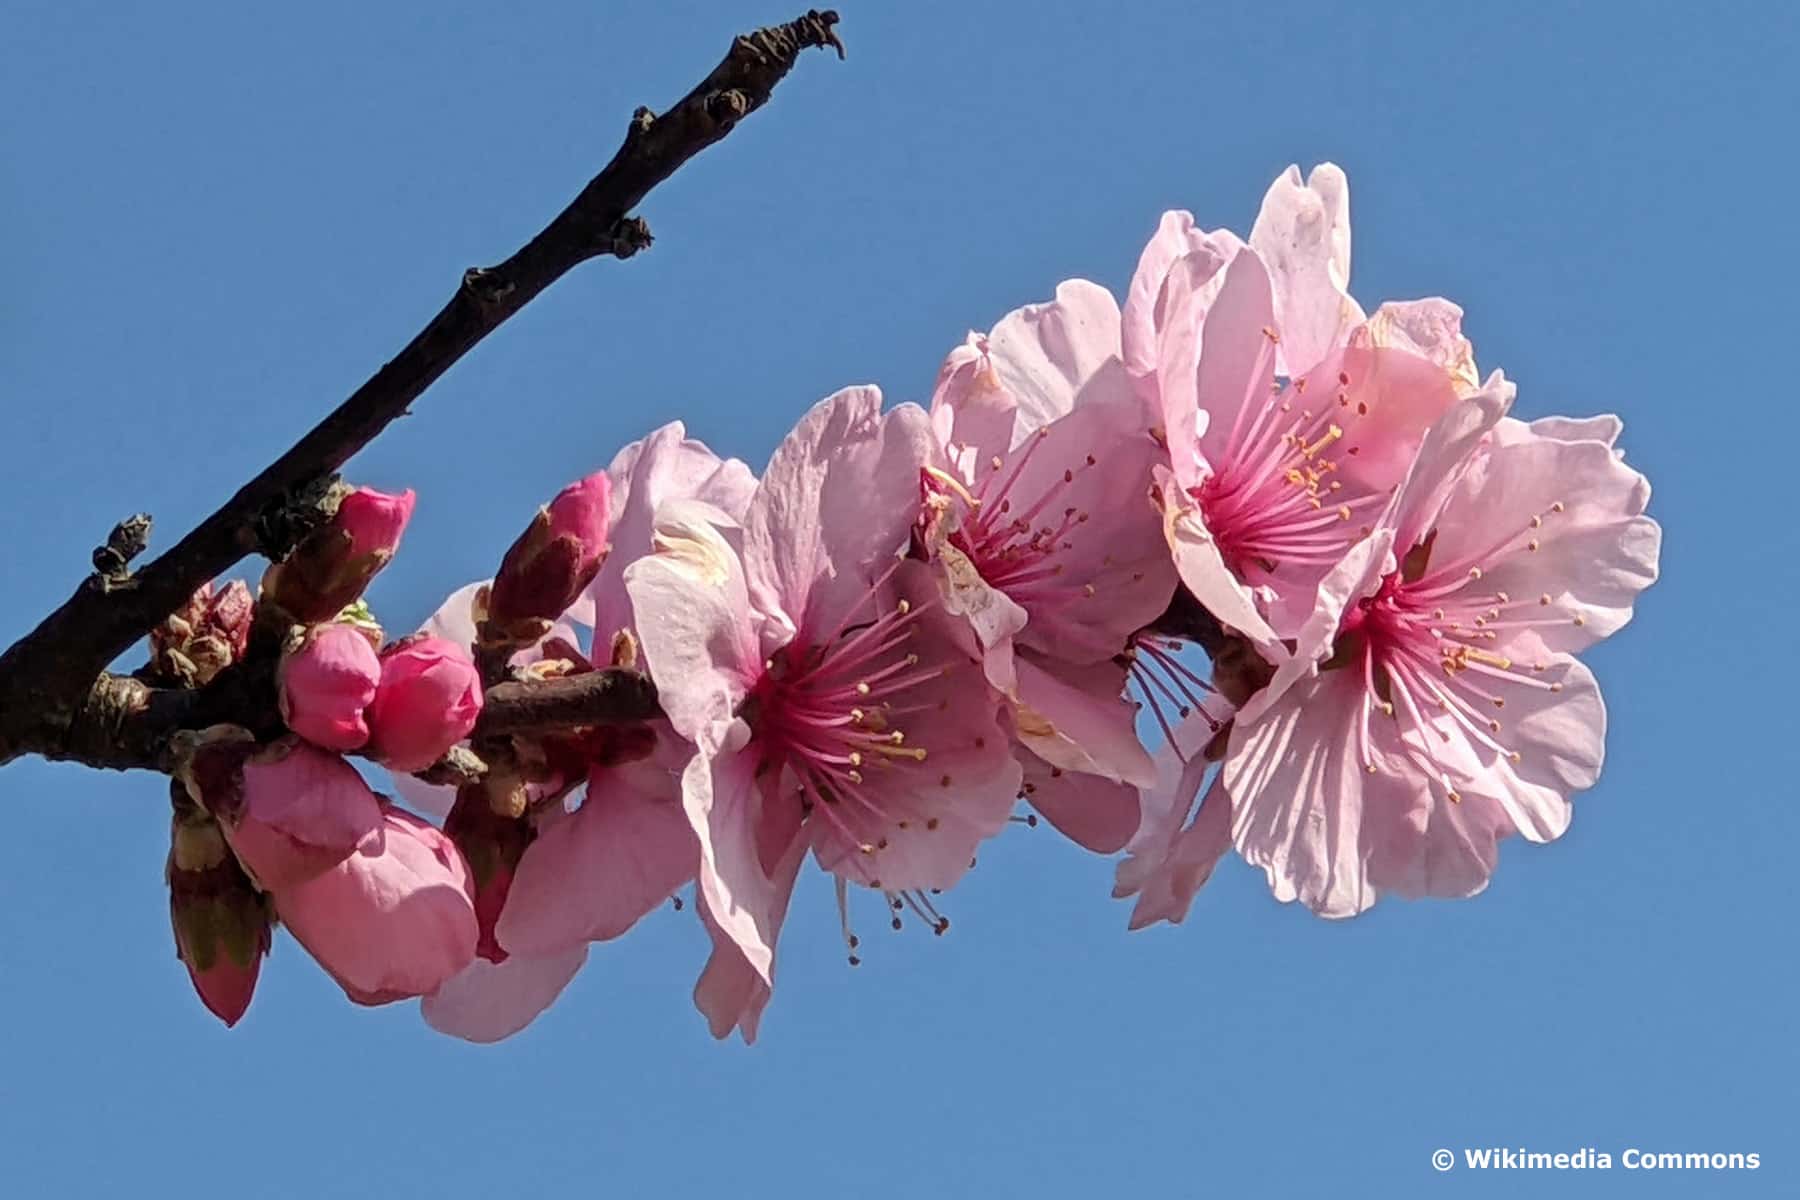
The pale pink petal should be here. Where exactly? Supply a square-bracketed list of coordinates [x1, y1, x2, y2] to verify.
[1122, 210, 1244, 387]
[1223, 669, 1414, 918]
[1384, 377, 1515, 562]
[1415, 430, 1660, 653]
[1010, 653, 1156, 788]
[1249, 163, 1364, 374]
[421, 945, 588, 1043]
[1353, 298, 1480, 396]
[1114, 712, 1233, 926]
[985, 280, 1128, 438]
[1448, 647, 1604, 846]
[1188, 252, 1280, 476]
[742, 389, 936, 638]
[496, 726, 695, 956]
[1121, 773, 1231, 930]
[623, 504, 761, 750]
[1021, 753, 1140, 854]
[694, 836, 807, 1044]
[682, 747, 793, 984]
[583, 421, 758, 644]
[993, 401, 1176, 665]
[928, 335, 1018, 470]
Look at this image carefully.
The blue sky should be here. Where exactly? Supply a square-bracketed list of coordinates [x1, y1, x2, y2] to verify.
[2, 2, 1795, 1196]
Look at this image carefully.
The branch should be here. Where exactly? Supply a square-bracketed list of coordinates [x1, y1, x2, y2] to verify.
[0, 9, 843, 766]
[39, 668, 662, 775]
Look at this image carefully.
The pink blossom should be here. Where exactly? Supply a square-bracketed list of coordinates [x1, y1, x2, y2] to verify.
[364, 634, 483, 772]
[490, 471, 612, 624]
[1128, 166, 1469, 648]
[1221, 391, 1661, 916]
[626, 388, 1021, 1010]
[922, 282, 1178, 847]
[262, 486, 415, 623]
[222, 739, 382, 892]
[274, 805, 479, 1005]
[278, 622, 381, 751]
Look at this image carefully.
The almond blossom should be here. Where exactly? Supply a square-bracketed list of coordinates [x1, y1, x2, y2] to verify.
[415, 423, 754, 1042]
[626, 388, 1020, 1039]
[922, 283, 1180, 851]
[1221, 390, 1660, 916]
[1129, 165, 1468, 648]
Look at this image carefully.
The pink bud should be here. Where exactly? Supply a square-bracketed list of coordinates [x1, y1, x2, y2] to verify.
[224, 739, 383, 891]
[167, 807, 270, 1028]
[489, 472, 611, 624]
[262, 486, 416, 623]
[273, 805, 479, 1005]
[336, 486, 415, 562]
[150, 579, 256, 687]
[278, 623, 381, 751]
[365, 635, 484, 772]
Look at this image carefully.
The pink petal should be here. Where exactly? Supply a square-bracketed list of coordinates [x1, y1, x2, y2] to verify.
[1010, 653, 1156, 788]
[693, 836, 808, 1044]
[1022, 752, 1140, 854]
[984, 279, 1129, 439]
[681, 747, 793, 984]
[496, 727, 696, 956]
[1423, 435, 1660, 653]
[623, 505, 761, 750]
[1249, 163, 1364, 374]
[1353, 298, 1480, 395]
[1223, 670, 1405, 918]
[1123, 211, 1244, 388]
[742, 388, 936, 639]
[1119, 771, 1231, 930]
[421, 945, 589, 1044]
[583, 421, 758, 646]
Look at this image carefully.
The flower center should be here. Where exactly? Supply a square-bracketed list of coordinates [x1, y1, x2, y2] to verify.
[743, 569, 939, 851]
[1192, 341, 1385, 579]
[1331, 501, 1581, 799]
[923, 428, 1102, 614]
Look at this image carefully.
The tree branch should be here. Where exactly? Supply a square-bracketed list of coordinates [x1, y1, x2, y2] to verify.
[37, 667, 661, 775]
[0, 9, 843, 767]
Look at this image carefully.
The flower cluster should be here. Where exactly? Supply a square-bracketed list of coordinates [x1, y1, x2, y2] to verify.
[162, 164, 1659, 1042]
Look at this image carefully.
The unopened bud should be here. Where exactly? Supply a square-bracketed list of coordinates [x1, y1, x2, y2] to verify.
[168, 786, 270, 1028]
[149, 580, 255, 687]
[488, 472, 610, 627]
[262, 486, 415, 624]
[364, 635, 484, 772]
[278, 622, 382, 751]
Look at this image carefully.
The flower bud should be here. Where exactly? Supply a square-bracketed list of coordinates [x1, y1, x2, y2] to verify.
[223, 739, 383, 891]
[278, 622, 382, 750]
[167, 788, 270, 1027]
[262, 486, 415, 623]
[149, 580, 255, 687]
[365, 635, 484, 772]
[273, 805, 478, 1005]
[489, 473, 611, 627]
